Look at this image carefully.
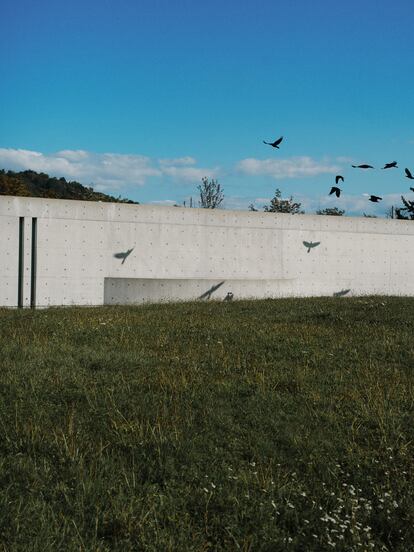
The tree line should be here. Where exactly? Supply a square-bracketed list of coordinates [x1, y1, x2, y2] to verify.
[0, 169, 138, 204]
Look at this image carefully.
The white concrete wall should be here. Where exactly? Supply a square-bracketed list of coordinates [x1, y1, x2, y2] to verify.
[1, 195, 413, 306]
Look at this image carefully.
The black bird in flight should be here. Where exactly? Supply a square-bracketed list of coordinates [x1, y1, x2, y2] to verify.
[368, 195, 382, 203]
[329, 186, 341, 198]
[382, 161, 398, 169]
[352, 164, 374, 169]
[405, 168, 414, 180]
[263, 136, 283, 148]
[335, 175, 344, 184]
[303, 241, 321, 253]
[113, 248, 134, 264]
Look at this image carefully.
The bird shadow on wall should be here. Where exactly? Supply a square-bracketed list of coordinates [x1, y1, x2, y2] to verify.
[113, 248, 134, 264]
[198, 281, 225, 300]
[303, 241, 321, 253]
[333, 289, 351, 297]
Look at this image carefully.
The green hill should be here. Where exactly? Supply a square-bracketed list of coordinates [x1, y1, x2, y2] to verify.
[0, 169, 138, 203]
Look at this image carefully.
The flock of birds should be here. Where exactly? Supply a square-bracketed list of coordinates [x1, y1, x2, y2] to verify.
[263, 136, 414, 205]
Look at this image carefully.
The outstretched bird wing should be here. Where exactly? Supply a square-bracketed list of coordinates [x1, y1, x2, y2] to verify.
[405, 168, 414, 179]
[264, 136, 283, 147]
[335, 175, 344, 184]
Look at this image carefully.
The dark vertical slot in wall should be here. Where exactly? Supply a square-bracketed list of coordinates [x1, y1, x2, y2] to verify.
[18, 217, 24, 308]
[30, 218, 37, 308]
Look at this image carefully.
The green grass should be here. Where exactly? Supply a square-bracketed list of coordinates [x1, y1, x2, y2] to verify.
[0, 297, 413, 551]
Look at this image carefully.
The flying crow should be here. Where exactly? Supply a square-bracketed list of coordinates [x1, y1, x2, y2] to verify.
[382, 161, 398, 169]
[335, 175, 344, 184]
[329, 186, 341, 198]
[352, 164, 374, 169]
[368, 195, 382, 202]
[405, 168, 414, 180]
[263, 136, 283, 148]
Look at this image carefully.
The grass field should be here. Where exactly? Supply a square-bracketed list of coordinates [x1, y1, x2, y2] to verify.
[0, 297, 413, 551]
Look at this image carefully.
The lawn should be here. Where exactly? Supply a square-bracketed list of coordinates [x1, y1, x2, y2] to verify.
[0, 297, 413, 551]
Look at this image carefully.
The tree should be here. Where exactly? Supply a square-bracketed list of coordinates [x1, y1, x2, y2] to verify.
[262, 188, 304, 214]
[0, 169, 138, 203]
[316, 207, 345, 216]
[197, 177, 224, 209]
[394, 196, 414, 220]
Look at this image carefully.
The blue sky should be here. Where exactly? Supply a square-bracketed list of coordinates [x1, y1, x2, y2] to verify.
[1, 0, 413, 215]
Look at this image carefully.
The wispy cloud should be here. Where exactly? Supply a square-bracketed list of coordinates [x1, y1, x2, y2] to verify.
[148, 199, 179, 206]
[236, 156, 341, 179]
[160, 165, 219, 182]
[0, 148, 218, 188]
[158, 156, 196, 166]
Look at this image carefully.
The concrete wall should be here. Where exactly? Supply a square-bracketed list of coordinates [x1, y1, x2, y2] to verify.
[1, 195, 414, 307]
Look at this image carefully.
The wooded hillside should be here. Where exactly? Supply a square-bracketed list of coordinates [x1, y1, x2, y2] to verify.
[0, 169, 138, 204]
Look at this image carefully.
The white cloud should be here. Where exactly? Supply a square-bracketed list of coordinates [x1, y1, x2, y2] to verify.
[149, 199, 179, 206]
[0, 148, 79, 176]
[0, 148, 218, 188]
[56, 149, 90, 161]
[159, 156, 196, 166]
[335, 156, 354, 164]
[160, 165, 219, 182]
[237, 156, 341, 179]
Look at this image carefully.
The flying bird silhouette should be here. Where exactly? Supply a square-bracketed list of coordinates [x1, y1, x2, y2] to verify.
[263, 136, 283, 148]
[382, 161, 398, 169]
[303, 241, 321, 253]
[113, 248, 134, 264]
[329, 186, 341, 198]
[405, 168, 414, 180]
[368, 195, 382, 203]
[352, 164, 374, 169]
[335, 175, 344, 184]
